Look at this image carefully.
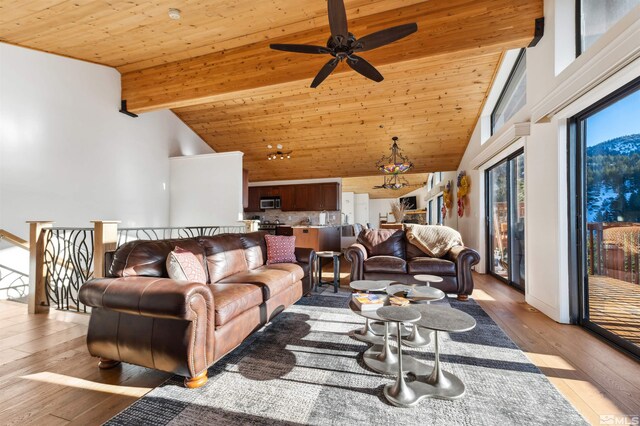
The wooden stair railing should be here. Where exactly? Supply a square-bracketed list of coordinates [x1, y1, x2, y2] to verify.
[0, 229, 29, 250]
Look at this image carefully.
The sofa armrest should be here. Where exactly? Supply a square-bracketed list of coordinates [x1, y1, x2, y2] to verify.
[344, 243, 368, 281]
[294, 247, 315, 264]
[445, 246, 480, 297]
[79, 276, 214, 321]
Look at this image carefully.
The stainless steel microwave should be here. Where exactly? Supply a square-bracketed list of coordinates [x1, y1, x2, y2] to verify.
[260, 197, 281, 209]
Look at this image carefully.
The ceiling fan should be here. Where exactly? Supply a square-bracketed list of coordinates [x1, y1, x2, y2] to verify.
[270, 0, 417, 88]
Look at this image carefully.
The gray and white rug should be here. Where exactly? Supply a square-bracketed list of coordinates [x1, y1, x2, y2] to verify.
[106, 290, 587, 425]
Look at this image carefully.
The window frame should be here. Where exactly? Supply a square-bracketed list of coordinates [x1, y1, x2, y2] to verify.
[575, 0, 640, 56]
[490, 49, 526, 135]
[567, 75, 640, 359]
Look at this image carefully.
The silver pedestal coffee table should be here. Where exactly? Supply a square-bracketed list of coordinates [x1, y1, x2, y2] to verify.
[377, 306, 422, 408]
[410, 305, 476, 402]
[386, 284, 445, 348]
[349, 280, 393, 342]
[349, 300, 428, 376]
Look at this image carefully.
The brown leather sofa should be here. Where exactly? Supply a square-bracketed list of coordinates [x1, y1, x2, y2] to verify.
[344, 228, 480, 300]
[78, 231, 314, 388]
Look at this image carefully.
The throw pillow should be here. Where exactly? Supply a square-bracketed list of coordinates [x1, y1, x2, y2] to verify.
[166, 246, 207, 283]
[265, 235, 297, 264]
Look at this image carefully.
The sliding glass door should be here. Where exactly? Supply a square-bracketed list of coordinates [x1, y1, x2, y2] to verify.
[486, 150, 525, 290]
[570, 78, 640, 357]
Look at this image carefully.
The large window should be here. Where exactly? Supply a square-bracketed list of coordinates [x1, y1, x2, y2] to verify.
[576, 0, 640, 55]
[569, 77, 640, 357]
[491, 50, 527, 135]
[486, 150, 525, 290]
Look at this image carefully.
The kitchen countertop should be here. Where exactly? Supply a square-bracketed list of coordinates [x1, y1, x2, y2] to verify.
[291, 225, 342, 228]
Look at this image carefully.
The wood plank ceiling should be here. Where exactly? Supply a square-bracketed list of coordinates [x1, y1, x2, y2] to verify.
[342, 174, 429, 199]
[0, 0, 543, 183]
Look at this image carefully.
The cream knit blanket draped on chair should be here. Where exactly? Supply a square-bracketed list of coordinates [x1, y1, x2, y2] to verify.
[405, 224, 463, 258]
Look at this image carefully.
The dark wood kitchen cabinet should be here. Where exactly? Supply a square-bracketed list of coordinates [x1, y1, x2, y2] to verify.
[291, 184, 321, 211]
[245, 186, 262, 212]
[244, 182, 341, 212]
[279, 185, 296, 211]
[320, 182, 340, 211]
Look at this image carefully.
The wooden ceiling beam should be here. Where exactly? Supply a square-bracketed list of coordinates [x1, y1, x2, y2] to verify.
[121, 0, 542, 113]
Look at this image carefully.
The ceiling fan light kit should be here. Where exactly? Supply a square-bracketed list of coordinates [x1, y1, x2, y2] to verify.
[270, 0, 417, 88]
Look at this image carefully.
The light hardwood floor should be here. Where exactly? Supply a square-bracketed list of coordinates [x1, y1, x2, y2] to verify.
[0, 273, 638, 425]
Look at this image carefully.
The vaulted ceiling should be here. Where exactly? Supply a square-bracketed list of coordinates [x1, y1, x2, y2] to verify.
[1, 0, 543, 182]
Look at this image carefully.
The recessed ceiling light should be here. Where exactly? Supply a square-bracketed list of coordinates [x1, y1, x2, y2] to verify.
[267, 144, 272, 149]
[277, 144, 283, 149]
[168, 8, 181, 20]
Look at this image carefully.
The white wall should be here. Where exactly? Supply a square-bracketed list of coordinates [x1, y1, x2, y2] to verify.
[169, 152, 244, 226]
[341, 191, 355, 224]
[354, 193, 370, 225]
[0, 42, 212, 244]
[369, 198, 395, 227]
[454, 1, 640, 322]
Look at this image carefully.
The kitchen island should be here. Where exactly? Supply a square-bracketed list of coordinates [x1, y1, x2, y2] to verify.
[292, 225, 341, 252]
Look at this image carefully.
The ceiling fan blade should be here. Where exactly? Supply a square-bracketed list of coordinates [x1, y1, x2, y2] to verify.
[270, 44, 331, 54]
[328, 0, 348, 43]
[354, 23, 418, 52]
[311, 58, 340, 88]
[346, 55, 384, 82]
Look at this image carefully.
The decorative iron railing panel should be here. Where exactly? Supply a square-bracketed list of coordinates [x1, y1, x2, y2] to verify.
[116, 226, 246, 247]
[0, 264, 29, 302]
[42, 228, 94, 312]
[33, 224, 245, 312]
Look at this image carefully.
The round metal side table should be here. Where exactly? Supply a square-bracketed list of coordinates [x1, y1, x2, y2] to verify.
[410, 305, 476, 401]
[414, 274, 444, 287]
[377, 306, 422, 408]
[386, 284, 445, 348]
[349, 280, 391, 342]
[349, 300, 429, 376]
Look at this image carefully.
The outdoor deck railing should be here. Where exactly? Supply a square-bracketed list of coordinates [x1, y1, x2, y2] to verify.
[25, 221, 249, 313]
[587, 222, 640, 285]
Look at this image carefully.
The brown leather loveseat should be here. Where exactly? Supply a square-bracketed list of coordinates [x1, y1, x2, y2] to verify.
[78, 231, 314, 388]
[344, 228, 480, 300]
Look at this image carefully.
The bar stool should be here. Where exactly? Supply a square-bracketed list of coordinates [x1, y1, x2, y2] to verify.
[315, 251, 341, 293]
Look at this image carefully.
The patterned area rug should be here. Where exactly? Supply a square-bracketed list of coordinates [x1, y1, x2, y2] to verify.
[106, 290, 587, 425]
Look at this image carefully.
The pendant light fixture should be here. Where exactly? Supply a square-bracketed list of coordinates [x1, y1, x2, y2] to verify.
[373, 174, 410, 190]
[375, 136, 413, 174]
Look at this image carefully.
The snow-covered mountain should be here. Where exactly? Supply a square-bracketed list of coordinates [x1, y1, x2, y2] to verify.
[587, 134, 640, 156]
